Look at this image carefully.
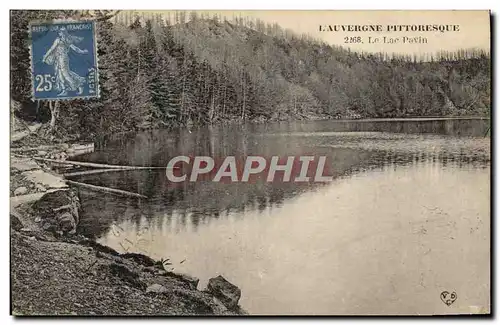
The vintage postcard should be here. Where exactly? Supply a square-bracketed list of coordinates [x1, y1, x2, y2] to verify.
[10, 10, 491, 316]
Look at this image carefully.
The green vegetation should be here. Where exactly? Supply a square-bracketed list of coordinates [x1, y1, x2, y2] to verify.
[11, 10, 491, 141]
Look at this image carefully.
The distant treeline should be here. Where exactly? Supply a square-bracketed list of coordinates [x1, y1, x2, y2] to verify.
[11, 10, 491, 140]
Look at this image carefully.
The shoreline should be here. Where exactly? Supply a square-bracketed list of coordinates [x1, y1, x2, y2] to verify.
[329, 116, 490, 122]
[10, 137, 246, 316]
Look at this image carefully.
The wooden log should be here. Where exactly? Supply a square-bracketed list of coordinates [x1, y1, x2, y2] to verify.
[63, 168, 136, 177]
[33, 157, 175, 170]
[66, 180, 148, 199]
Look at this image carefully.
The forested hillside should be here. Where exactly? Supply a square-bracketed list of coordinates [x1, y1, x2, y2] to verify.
[11, 10, 491, 140]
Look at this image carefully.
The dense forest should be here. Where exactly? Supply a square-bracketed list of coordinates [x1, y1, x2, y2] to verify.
[11, 10, 491, 140]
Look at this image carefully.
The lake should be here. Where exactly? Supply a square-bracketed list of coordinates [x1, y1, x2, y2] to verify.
[74, 118, 490, 315]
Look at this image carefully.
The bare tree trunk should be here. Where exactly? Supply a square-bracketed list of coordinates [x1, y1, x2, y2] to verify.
[49, 101, 59, 132]
[241, 74, 246, 120]
[10, 103, 15, 132]
[209, 79, 217, 124]
[222, 84, 227, 118]
[180, 73, 186, 123]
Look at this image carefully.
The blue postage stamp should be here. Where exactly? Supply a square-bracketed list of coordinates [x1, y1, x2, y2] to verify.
[30, 20, 99, 100]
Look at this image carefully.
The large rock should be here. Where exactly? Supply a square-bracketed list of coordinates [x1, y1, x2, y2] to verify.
[10, 213, 24, 231]
[31, 189, 80, 234]
[206, 275, 241, 309]
[13, 187, 28, 196]
[146, 283, 167, 294]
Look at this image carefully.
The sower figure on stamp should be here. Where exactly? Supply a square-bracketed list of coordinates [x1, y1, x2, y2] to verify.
[43, 27, 88, 96]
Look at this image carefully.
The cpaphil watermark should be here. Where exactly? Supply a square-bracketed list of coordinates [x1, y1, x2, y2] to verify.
[165, 156, 334, 183]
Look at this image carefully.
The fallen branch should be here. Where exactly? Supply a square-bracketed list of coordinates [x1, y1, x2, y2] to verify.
[33, 157, 174, 170]
[66, 180, 148, 199]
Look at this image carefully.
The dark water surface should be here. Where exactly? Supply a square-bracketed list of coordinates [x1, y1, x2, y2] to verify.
[75, 118, 490, 315]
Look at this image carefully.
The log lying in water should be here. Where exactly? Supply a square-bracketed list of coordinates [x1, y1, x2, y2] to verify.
[63, 169, 133, 177]
[33, 157, 174, 170]
[66, 180, 148, 199]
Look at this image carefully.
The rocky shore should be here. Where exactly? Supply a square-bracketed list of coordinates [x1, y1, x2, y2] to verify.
[11, 228, 245, 315]
[10, 132, 246, 316]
